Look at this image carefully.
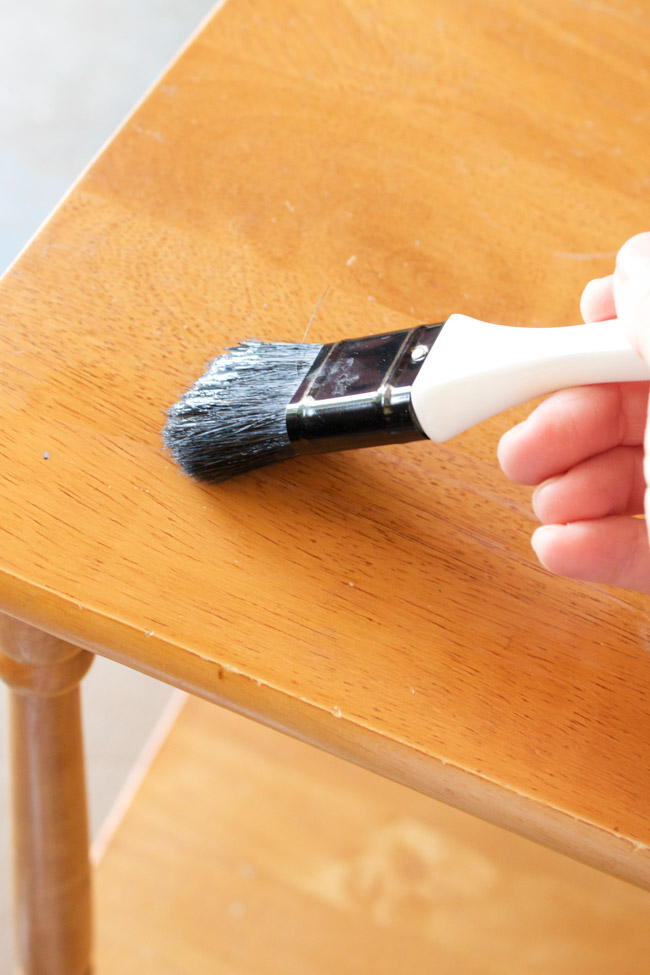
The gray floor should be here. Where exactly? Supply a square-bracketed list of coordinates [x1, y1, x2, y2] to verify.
[0, 0, 215, 968]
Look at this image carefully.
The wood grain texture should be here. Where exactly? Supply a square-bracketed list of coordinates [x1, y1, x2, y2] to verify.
[96, 696, 650, 975]
[0, 617, 93, 975]
[0, 0, 649, 883]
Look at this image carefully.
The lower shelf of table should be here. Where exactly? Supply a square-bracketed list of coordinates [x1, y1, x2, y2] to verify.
[94, 695, 650, 974]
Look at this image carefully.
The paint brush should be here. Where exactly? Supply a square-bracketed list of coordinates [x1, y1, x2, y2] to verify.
[163, 313, 650, 483]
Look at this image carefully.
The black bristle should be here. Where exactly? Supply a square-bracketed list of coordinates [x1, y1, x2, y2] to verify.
[163, 340, 322, 483]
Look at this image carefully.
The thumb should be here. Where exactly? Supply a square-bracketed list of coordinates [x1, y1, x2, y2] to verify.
[614, 233, 650, 547]
[614, 232, 650, 362]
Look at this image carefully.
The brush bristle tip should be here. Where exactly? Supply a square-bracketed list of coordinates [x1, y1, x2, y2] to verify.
[163, 340, 322, 483]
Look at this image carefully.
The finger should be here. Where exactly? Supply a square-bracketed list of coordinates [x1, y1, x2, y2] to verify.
[532, 516, 650, 593]
[498, 382, 649, 485]
[580, 275, 615, 322]
[532, 445, 645, 524]
[614, 232, 650, 361]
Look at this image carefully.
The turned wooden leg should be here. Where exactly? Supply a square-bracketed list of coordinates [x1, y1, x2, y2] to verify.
[0, 616, 94, 975]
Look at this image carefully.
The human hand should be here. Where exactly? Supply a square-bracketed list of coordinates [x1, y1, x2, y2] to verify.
[498, 232, 650, 592]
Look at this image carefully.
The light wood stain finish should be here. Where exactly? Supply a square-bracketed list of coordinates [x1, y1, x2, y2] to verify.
[0, 0, 649, 892]
[96, 696, 650, 975]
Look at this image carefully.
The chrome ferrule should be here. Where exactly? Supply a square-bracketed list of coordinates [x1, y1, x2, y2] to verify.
[285, 323, 444, 454]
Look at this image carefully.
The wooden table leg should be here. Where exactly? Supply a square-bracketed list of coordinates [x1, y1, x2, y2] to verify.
[0, 616, 93, 975]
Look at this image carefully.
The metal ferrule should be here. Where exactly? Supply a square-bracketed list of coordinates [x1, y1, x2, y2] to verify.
[285, 323, 444, 454]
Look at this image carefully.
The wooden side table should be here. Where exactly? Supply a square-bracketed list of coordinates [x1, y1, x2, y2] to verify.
[1, 0, 649, 971]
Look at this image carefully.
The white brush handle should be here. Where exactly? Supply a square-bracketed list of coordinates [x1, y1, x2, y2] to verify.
[410, 314, 650, 442]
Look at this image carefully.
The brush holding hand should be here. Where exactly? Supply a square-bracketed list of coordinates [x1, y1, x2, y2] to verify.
[164, 230, 650, 595]
[498, 233, 650, 593]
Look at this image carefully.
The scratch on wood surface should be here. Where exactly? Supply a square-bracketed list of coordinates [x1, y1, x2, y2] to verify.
[566, 0, 649, 23]
[302, 286, 330, 343]
[133, 124, 168, 145]
[553, 250, 617, 261]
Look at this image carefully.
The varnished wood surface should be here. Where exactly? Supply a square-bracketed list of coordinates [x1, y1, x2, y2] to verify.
[96, 696, 650, 975]
[0, 618, 93, 975]
[0, 0, 649, 883]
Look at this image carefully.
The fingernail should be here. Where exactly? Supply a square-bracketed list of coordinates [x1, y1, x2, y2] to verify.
[531, 480, 548, 511]
[496, 421, 527, 475]
[614, 234, 650, 356]
[531, 477, 560, 521]
[615, 232, 650, 283]
[531, 525, 554, 566]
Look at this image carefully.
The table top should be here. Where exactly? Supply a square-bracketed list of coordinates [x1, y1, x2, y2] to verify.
[1, 0, 649, 887]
